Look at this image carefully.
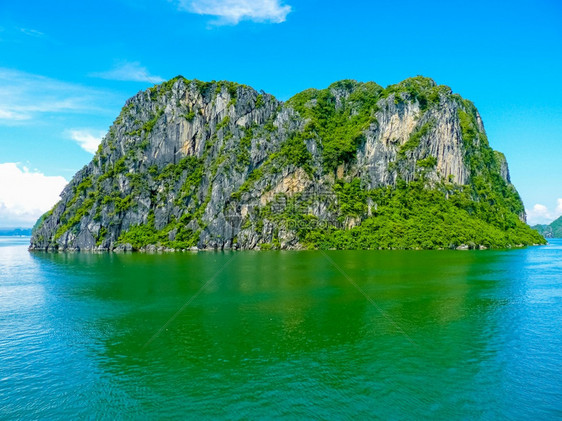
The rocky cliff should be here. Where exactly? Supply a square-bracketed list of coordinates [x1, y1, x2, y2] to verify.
[30, 76, 545, 251]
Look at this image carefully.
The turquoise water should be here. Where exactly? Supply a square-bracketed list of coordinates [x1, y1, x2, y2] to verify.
[1, 237, 561, 419]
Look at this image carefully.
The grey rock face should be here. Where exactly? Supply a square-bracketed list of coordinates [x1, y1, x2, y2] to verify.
[357, 97, 469, 187]
[29, 76, 523, 251]
[494, 151, 511, 184]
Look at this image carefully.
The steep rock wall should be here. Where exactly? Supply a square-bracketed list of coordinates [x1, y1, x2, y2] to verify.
[30, 76, 535, 251]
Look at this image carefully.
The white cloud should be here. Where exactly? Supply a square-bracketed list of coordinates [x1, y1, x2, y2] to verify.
[66, 129, 105, 154]
[20, 28, 45, 38]
[90, 61, 164, 83]
[556, 198, 562, 215]
[0, 68, 113, 125]
[0, 163, 67, 228]
[0, 108, 29, 121]
[526, 199, 562, 225]
[178, 0, 292, 25]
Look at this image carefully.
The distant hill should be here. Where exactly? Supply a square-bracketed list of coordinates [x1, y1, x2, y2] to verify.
[533, 216, 562, 238]
[0, 228, 32, 236]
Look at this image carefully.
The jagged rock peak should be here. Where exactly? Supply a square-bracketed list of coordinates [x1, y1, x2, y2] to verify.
[30, 75, 544, 251]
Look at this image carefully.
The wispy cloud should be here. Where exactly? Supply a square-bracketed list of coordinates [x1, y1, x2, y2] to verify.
[177, 0, 292, 25]
[0, 68, 114, 125]
[0, 109, 29, 121]
[20, 28, 45, 38]
[90, 61, 164, 83]
[0, 163, 67, 227]
[526, 198, 562, 225]
[66, 129, 105, 154]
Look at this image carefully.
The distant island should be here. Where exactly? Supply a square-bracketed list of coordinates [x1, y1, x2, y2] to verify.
[533, 216, 562, 238]
[30, 76, 545, 251]
[0, 228, 32, 236]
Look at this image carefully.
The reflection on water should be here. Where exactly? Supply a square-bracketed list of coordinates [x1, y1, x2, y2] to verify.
[1, 238, 561, 418]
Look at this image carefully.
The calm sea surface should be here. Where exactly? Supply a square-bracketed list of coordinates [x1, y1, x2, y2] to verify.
[1, 237, 561, 419]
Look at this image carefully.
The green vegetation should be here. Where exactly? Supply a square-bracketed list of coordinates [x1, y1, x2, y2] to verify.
[226, 81, 238, 99]
[458, 109, 477, 147]
[96, 227, 107, 246]
[258, 178, 545, 250]
[533, 216, 562, 238]
[143, 109, 164, 133]
[157, 156, 202, 182]
[398, 121, 434, 158]
[288, 80, 381, 172]
[334, 178, 365, 217]
[148, 75, 183, 96]
[54, 197, 95, 240]
[235, 126, 253, 169]
[194, 79, 214, 96]
[230, 129, 313, 200]
[113, 154, 205, 250]
[382, 76, 449, 110]
[117, 212, 158, 249]
[124, 108, 164, 137]
[216, 115, 230, 132]
[455, 100, 526, 221]
[33, 76, 545, 252]
[175, 157, 205, 203]
[417, 156, 437, 168]
[185, 111, 195, 122]
[117, 212, 200, 250]
[286, 77, 450, 173]
[279, 130, 313, 170]
[44, 145, 205, 247]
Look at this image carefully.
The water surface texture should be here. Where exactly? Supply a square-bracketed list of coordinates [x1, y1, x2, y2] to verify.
[1, 238, 561, 418]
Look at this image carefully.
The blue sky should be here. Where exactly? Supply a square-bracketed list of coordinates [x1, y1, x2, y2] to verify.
[0, 0, 561, 226]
